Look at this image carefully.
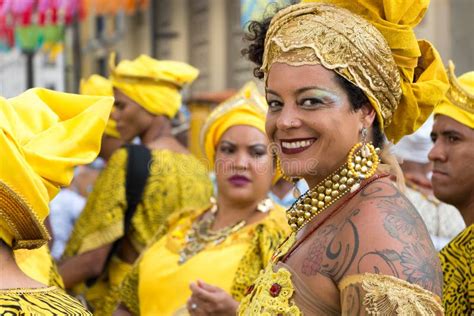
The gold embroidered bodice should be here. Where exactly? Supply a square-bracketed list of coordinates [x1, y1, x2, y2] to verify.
[239, 232, 443, 315]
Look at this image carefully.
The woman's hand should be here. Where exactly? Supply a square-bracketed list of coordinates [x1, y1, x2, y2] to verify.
[187, 280, 239, 316]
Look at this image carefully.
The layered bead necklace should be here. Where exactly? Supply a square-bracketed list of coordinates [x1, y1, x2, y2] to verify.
[179, 198, 273, 264]
[287, 144, 379, 232]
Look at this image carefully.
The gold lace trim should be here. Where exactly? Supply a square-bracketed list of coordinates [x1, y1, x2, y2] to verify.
[238, 265, 301, 316]
[0, 180, 49, 250]
[339, 273, 443, 315]
[447, 61, 474, 114]
[262, 3, 401, 128]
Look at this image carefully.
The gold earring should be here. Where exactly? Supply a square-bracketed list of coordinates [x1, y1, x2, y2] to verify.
[347, 128, 379, 191]
[276, 155, 301, 198]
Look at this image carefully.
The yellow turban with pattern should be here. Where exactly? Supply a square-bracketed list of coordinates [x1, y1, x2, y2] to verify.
[0, 88, 113, 250]
[200, 82, 268, 170]
[80, 74, 120, 139]
[110, 54, 199, 118]
[434, 61, 474, 129]
[265, 0, 449, 143]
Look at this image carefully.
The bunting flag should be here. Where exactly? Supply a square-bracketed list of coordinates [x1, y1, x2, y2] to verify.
[0, 0, 148, 51]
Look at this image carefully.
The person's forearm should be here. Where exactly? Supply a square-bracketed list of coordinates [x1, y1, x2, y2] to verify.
[59, 244, 112, 288]
[113, 304, 133, 316]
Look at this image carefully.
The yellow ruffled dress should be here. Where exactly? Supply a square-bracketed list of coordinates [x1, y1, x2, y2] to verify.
[118, 204, 290, 315]
[62, 147, 213, 312]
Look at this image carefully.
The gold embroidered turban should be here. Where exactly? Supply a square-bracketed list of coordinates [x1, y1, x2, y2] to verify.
[80, 74, 120, 139]
[200, 82, 268, 169]
[434, 61, 474, 129]
[0, 88, 113, 250]
[110, 54, 199, 118]
[263, 0, 449, 143]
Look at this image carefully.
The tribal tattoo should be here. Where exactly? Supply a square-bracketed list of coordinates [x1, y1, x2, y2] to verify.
[301, 180, 443, 296]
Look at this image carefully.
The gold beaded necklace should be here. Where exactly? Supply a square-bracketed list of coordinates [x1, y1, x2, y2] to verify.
[287, 143, 379, 232]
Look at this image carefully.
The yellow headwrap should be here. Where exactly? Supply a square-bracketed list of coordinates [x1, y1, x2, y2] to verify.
[263, 0, 449, 143]
[0, 88, 113, 250]
[80, 74, 121, 139]
[110, 54, 199, 118]
[200, 82, 267, 170]
[434, 61, 474, 129]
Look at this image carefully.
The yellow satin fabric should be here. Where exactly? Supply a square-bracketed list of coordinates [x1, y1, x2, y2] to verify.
[0, 88, 113, 249]
[80, 74, 120, 138]
[118, 205, 290, 315]
[298, 0, 449, 143]
[434, 65, 474, 129]
[201, 82, 267, 169]
[14, 245, 64, 288]
[136, 205, 289, 316]
[110, 54, 199, 118]
[139, 222, 246, 315]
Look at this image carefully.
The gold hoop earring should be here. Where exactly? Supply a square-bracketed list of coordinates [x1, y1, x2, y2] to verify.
[276, 155, 301, 198]
[347, 128, 380, 191]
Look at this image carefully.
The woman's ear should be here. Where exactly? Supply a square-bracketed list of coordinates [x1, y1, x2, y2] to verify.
[359, 103, 376, 128]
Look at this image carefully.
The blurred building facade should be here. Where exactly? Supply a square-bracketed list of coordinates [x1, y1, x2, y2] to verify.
[79, 0, 474, 93]
[2, 0, 473, 96]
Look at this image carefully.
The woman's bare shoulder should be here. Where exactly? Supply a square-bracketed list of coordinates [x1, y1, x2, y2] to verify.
[299, 177, 442, 296]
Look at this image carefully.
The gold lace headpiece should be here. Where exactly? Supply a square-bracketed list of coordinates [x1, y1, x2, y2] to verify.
[433, 61, 474, 129]
[446, 61, 474, 115]
[261, 1, 450, 143]
[262, 3, 401, 130]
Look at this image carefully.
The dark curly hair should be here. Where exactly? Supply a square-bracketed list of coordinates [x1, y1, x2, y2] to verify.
[242, 16, 385, 148]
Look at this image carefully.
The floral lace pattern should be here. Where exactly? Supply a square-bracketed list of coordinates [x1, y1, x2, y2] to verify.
[340, 273, 443, 315]
[238, 265, 301, 316]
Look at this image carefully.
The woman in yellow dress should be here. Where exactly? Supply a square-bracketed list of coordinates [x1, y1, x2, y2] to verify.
[239, 1, 449, 314]
[0, 88, 113, 314]
[60, 55, 213, 313]
[112, 82, 290, 316]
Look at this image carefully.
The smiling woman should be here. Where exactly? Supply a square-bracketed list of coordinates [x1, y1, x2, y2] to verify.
[111, 82, 290, 316]
[238, 1, 450, 315]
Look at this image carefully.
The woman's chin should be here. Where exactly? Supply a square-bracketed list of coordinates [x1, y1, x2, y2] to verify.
[225, 190, 256, 204]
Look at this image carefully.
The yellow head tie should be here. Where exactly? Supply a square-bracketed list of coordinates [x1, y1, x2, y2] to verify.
[0, 88, 113, 249]
[80, 74, 121, 139]
[263, 1, 449, 143]
[200, 82, 267, 170]
[110, 53, 199, 118]
[434, 61, 474, 129]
